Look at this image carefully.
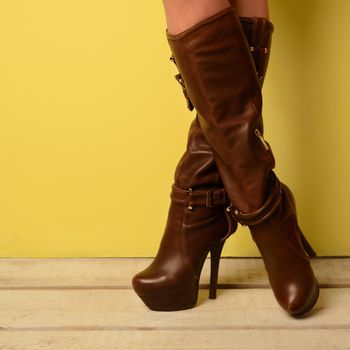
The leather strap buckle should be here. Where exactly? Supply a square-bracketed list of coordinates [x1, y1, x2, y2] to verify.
[227, 173, 283, 226]
[174, 73, 194, 111]
[205, 189, 227, 208]
[171, 184, 228, 209]
[170, 54, 194, 111]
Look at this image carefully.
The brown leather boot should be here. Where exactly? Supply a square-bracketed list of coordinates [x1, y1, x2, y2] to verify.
[132, 16, 274, 311]
[170, 16, 273, 190]
[166, 7, 319, 316]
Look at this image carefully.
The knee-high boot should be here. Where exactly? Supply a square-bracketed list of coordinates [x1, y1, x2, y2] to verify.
[166, 6, 319, 316]
[132, 15, 275, 311]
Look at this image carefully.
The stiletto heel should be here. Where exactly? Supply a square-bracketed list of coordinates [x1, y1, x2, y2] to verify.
[209, 239, 225, 299]
[298, 226, 317, 258]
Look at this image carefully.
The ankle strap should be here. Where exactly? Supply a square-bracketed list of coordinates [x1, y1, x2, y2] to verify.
[227, 172, 283, 226]
[170, 184, 229, 209]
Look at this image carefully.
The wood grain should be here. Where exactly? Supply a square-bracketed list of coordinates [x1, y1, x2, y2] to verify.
[0, 257, 348, 289]
[0, 258, 349, 349]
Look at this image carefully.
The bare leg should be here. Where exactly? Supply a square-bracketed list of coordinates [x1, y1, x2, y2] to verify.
[162, 0, 231, 35]
[229, 0, 269, 19]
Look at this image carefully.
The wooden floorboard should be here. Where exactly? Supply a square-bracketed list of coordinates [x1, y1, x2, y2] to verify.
[0, 289, 348, 328]
[0, 257, 348, 289]
[0, 330, 349, 350]
[0, 258, 349, 349]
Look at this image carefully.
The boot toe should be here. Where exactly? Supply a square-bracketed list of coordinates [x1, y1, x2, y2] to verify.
[284, 279, 320, 316]
[132, 268, 199, 311]
[132, 269, 167, 297]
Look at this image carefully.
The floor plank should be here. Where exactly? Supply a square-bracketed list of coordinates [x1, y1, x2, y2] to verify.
[0, 257, 348, 289]
[0, 289, 348, 329]
[0, 330, 349, 350]
[0, 258, 349, 350]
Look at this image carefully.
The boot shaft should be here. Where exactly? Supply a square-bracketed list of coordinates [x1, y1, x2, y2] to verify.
[170, 15, 274, 112]
[167, 7, 275, 212]
[171, 16, 274, 190]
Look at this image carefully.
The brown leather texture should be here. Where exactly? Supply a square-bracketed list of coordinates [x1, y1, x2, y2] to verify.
[166, 7, 319, 316]
[167, 7, 274, 214]
[132, 15, 273, 311]
[173, 16, 274, 192]
[132, 194, 237, 310]
[250, 180, 319, 314]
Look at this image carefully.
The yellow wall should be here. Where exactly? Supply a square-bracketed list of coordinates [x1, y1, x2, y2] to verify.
[0, 1, 349, 257]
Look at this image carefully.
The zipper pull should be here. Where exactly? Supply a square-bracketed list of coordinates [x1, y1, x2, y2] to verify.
[254, 128, 270, 151]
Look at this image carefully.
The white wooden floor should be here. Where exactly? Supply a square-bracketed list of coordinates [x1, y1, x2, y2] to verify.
[0, 257, 349, 349]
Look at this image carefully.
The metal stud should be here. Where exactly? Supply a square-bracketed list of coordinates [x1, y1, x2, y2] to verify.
[187, 188, 193, 211]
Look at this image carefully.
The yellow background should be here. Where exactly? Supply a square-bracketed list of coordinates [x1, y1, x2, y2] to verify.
[0, 1, 349, 257]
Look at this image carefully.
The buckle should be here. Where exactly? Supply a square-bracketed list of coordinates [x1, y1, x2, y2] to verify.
[170, 184, 228, 210]
[204, 189, 227, 208]
[174, 74, 194, 111]
[226, 173, 283, 226]
[205, 190, 214, 208]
